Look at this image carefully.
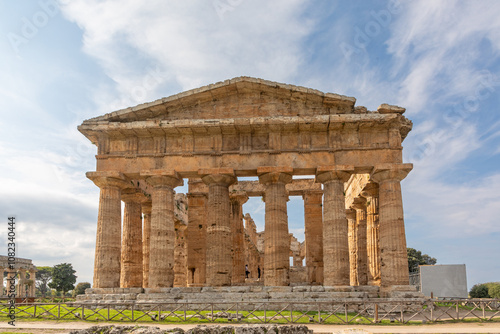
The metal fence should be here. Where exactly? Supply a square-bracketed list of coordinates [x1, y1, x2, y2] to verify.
[1, 299, 499, 324]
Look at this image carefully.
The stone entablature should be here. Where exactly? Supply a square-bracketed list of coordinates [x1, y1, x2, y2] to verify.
[80, 77, 415, 297]
[79, 77, 411, 177]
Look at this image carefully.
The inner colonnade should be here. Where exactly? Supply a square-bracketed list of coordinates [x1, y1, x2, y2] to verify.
[79, 77, 415, 297]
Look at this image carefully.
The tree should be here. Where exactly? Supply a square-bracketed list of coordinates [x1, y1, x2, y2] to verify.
[48, 263, 77, 296]
[35, 266, 53, 297]
[407, 248, 437, 272]
[470, 284, 490, 298]
[488, 284, 500, 299]
[73, 282, 91, 297]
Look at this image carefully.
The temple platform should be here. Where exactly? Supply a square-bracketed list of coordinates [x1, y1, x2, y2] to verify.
[76, 285, 424, 309]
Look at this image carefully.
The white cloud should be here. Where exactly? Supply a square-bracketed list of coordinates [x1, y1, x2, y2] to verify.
[60, 0, 311, 108]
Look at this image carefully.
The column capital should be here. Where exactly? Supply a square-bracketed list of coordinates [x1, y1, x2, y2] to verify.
[315, 165, 354, 183]
[360, 182, 379, 198]
[121, 188, 149, 203]
[87, 171, 130, 189]
[302, 189, 324, 200]
[346, 208, 357, 220]
[142, 201, 152, 215]
[257, 166, 293, 185]
[230, 191, 249, 205]
[351, 196, 367, 211]
[370, 163, 412, 183]
[142, 170, 183, 188]
[199, 168, 236, 186]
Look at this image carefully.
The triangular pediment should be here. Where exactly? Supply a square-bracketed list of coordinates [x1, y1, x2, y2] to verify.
[85, 76, 357, 123]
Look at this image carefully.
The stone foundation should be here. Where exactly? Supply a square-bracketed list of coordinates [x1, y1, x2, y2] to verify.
[77, 285, 423, 310]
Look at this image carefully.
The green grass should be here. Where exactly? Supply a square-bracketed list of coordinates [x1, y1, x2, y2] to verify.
[0, 303, 498, 326]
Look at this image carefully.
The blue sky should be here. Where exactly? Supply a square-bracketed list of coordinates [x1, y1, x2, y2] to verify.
[1, 0, 499, 289]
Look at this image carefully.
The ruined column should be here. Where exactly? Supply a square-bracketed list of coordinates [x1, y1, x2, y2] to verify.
[361, 182, 381, 286]
[303, 190, 324, 284]
[316, 166, 353, 287]
[352, 197, 368, 286]
[258, 167, 293, 286]
[87, 171, 129, 288]
[200, 168, 236, 286]
[144, 171, 183, 288]
[346, 208, 358, 286]
[120, 190, 145, 288]
[230, 191, 249, 285]
[371, 163, 412, 287]
[186, 181, 208, 286]
[142, 202, 152, 288]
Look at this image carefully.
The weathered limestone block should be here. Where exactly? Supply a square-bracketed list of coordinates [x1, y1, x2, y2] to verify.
[87, 172, 130, 288]
[352, 196, 368, 286]
[303, 191, 324, 285]
[316, 166, 353, 286]
[200, 168, 236, 286]
[371, 163, 412, 287]
[120, 190, 145, 288]
[361, 182, 381, 286]
[258, 167, 293, 286]
[144, 171, 183, 288]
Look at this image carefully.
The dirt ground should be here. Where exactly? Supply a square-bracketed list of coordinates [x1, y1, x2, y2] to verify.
[2, 321, 500, 334]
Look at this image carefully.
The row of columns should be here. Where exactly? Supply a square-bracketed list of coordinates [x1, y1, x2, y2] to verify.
[90, 163, 411, 289]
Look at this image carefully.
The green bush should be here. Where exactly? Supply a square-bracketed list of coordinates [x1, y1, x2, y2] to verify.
[486, 282, 500, 298]
[469, 284, 490, 298]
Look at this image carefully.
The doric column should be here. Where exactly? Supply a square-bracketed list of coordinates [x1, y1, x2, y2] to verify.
[200, 168, 236, 286]
[230, 191, 249, 285]
[174, 223, 188, 287]
[87, 171, 129, 288]
[361, 182, 381, 286]
[352, 197, 368, 286]
[186, 181, 208, 286]
[142, 202, 152, 288]
[258, 166, 293, 286]
[346, 208, 358, 286]
[120, 190, 146, 288]
[371, 163, 412, 287]
[303, 190, 324, 285]
[28, 269, 36, 296]
[17, 269, 26, 297]
[143, 171, 183, 288]
[316, 165, 353, 286]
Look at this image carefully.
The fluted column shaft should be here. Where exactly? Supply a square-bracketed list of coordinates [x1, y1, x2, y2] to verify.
[142, 202, 152, 288]
[230, 192, 249, 285]
[145, 172, 183, 288]
[201, 170, 236, 286]
[346, 209, 358, 286]
[258, 167, 293, 286]
[352, 197, 368, 286]
[303, 191, 324, 284]
[316, 166, 353, 286]
[372, 164, 412, 287]
[120, 191, 144, 288]
[362, 183, 381, 286]
[87, 172, 129, 288]
[186, 190, 208, 286]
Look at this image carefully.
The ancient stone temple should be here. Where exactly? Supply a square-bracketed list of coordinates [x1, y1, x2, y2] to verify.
[78, 77, 417, 301]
